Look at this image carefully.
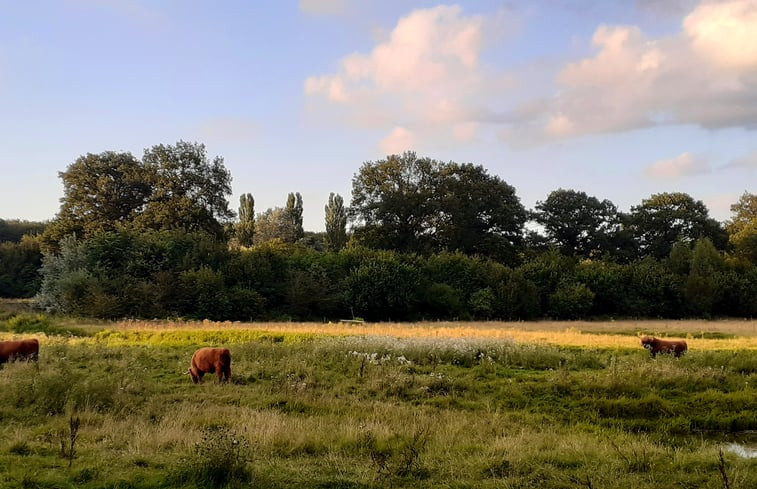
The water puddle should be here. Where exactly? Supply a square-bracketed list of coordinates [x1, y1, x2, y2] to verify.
[724, 443, 757, 459]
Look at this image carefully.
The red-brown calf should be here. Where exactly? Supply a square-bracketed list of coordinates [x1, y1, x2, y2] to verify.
[187, 347, 231, 384]
[0, 339, 39, 364]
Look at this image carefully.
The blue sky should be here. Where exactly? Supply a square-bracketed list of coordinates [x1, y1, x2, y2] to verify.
[1, 0, 755, 231]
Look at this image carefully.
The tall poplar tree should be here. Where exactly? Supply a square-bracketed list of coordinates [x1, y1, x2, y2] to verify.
[285, 192, 304, 241]
[236, 193, 255, 246]
[324, 193, 347, 252]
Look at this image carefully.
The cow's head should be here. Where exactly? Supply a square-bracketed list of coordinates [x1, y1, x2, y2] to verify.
[187, 367, 200, 384]
[640, 336, 655, 350]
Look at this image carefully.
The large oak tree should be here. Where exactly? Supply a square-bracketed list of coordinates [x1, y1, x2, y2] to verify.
[43, 141, 233, 249]
[628, 192, 727, 259]
[350, 152, 527, 264]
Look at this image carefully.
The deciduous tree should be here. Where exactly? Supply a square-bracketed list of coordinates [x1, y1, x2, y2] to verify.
[285, 192, 304, 241]
[136, 141, 234, 237]
[42, 151, 150, 248]
[236, 193, 255, 247]
[324, 193, 347, 252]
[628, 192, 727, 259]
[726, 192, 757, 264]
[349, 152, 526, 263]
[532, 189, 621, 258]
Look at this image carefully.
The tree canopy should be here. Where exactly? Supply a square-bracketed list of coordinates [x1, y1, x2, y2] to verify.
[349, 152, 527, 263]
[628, 192, 728, 259]
[42, 141, 233, 249]
[532, 188, 622, 259]
[324, 193, 347, 252]
[236, 193, 255, 247]
[726, 192, 757, 264]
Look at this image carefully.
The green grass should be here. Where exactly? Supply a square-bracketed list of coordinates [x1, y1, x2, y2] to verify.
[1, 329, 756, 488]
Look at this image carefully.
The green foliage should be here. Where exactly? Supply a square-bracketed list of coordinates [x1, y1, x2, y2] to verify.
[285, 192, 305, 242]
[235, 193, 255, 247]
[171, 426, 252, 489]
[136, 141, 234, 238]
[493, 269, 541, 320]
[0, 219, 46, 243]
[40, 151, 149, 249]
[573, 260, 628, 316]
[324, 192, 348, 252]
[343, 251, 421, 321]
[0, 236, 43, 298]
[629, 192, 728, 260]
[420, 283, 464, 319]
[433, 162, 527, 264]
[532, 188, 621, 258]
[726, 191, 757, 264]
[685, 238, 725, 317]
[0, 313, 88, 336]
[177, 267, 230, 320]
[548, 282, 595, 319]
[254, 208, 296, 244]
[667, 240, 692, 275]
[41, 142, 234, 251]
[469, 288, 496, 319]
[1, 334, 757, 488]
[28, 224, 757, 321]
[350, 152, 526, 262]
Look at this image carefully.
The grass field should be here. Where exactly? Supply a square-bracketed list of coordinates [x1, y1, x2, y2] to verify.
[1, 309, 757, 488]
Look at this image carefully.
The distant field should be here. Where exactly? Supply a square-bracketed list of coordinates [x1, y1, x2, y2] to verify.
[106, 317, 757, 350]
[2, 311, 757, 488]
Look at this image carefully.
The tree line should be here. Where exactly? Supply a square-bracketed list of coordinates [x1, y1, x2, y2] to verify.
[1, 141, 756, 321]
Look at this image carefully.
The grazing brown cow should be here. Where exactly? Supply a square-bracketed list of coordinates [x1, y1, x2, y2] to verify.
[0, 338, 39, 365]
[640, 336, 687, 358]
[187, 347, 231, 384]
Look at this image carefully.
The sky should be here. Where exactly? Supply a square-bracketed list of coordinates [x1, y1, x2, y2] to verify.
[1, 0, 755, 232]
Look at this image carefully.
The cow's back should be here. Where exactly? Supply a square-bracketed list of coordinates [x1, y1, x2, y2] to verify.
[0, 339, 39, 363]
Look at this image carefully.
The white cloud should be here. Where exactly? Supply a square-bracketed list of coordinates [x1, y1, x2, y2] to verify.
[506, 0, 757, 144]
[380, 126, 415, 155]
[299, 0, 348, 16]
[304, 5, 498, 145]
[644, 152, 710, 179]
[684, 0, 757, 69]
[305, 1, 757, 149]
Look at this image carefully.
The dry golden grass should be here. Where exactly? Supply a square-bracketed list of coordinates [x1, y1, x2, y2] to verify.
[103, 318, 757, 351]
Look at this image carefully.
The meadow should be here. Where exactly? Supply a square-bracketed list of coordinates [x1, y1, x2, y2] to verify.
[1, 309, 757, 488]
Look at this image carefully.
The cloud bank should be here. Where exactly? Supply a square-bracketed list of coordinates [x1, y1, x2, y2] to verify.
[304, 0, 757, 150]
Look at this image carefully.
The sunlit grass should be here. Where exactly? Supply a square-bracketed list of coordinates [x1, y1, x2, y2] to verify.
[2, 316, 757, 487]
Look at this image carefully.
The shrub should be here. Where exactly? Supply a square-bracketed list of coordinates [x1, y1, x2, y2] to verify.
[171, 426, 252, 489]
[548, 282, 595, 319]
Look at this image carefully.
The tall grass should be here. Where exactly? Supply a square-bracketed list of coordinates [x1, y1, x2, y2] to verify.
[0, 323, 756, 488]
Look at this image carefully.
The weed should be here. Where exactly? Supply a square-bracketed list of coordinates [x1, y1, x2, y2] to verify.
[719, 448, 731, 489]
[59, 414, 81, 468]
[171, 426, 252, 488]
[9, 441, 32, 456]
[363, 426, 431, 484]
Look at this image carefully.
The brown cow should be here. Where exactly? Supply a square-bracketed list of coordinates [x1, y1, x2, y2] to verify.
[187, 347, 231, 384]
[0, 338, 39, 365]
[640, 336, 687, 358]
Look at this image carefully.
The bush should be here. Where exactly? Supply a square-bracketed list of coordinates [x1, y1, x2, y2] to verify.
[468, 288, 495, 319]
[171, 426, 252, 489]
[0, 313, 87, 337]
[421, 283, 464, 319]
[548, 282, 595, 319]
